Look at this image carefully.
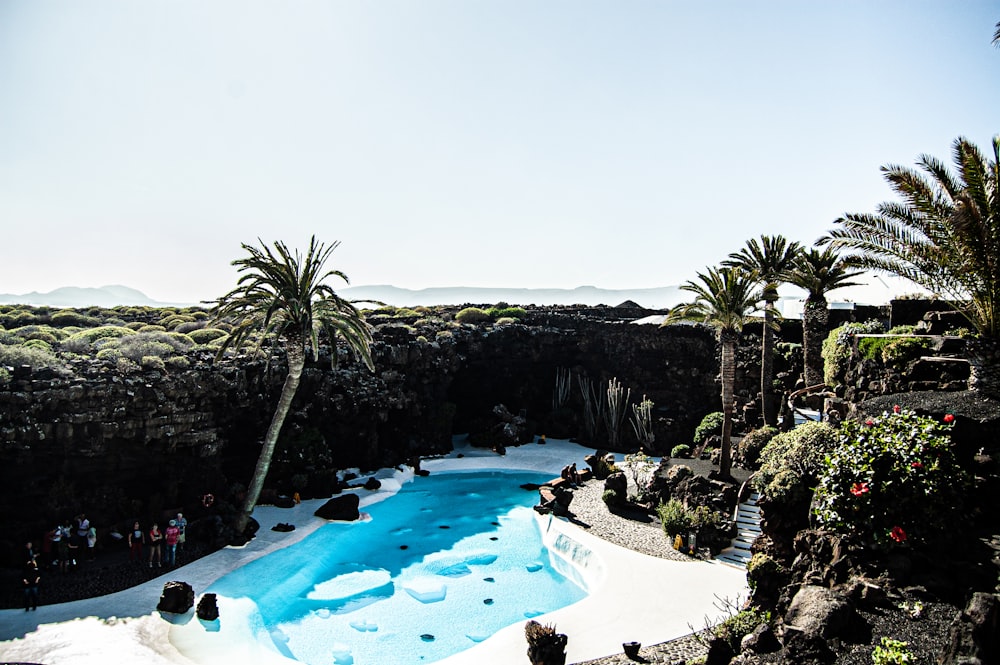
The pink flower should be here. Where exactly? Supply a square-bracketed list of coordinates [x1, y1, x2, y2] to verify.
[893, 405, 901, 414]
[865, 418, 875, 427]
[850, 482, 870, 497]
[943, 413, 955, 423]
[911, 461, 923, 469]
[890, 526, 907, 543]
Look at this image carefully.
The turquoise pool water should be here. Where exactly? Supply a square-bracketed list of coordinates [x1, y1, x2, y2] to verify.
[208, 471, 587, 664]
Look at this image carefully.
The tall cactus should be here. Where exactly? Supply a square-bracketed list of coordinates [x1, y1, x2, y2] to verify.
[630, 395, 655, 450]
[603, 377, 631, 448]
[577, 374, 604, 443]
[552, 366, 571, 411]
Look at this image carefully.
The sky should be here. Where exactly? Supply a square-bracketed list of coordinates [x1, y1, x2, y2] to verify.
[1, 1, 998, 305]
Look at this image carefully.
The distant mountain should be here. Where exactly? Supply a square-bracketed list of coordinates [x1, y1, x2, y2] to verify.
[0, 285, 170, 308]
[340, 284, 686, 309]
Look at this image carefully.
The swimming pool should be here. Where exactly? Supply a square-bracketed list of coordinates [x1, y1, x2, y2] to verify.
[207, 471, 588, 664]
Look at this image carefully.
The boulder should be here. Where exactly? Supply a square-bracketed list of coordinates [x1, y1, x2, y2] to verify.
[157, 580, 195, 614]
[741, 622, 780, 654]
[783, 585, 857, 642]
[940, 592, 1000, 665]
[603, 472, 627, 498]
[196, 593, 220, 621]
[314, 493, 361, 521]
[364, 477, 382, 491]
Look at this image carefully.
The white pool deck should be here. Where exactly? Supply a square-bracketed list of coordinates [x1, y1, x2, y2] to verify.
[0, 438, 748, 665]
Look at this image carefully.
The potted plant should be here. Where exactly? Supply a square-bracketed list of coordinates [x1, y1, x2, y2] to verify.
[525, 620, 568, 665]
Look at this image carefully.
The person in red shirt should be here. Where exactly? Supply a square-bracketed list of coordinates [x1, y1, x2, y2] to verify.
[164, 520, 180, 567]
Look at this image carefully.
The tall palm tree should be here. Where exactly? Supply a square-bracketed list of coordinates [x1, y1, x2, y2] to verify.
[723, 235, 802, 426]
[788, 247, 863, 388]
[822, 136, 1000, 397]
[664, 267, 759, 479]
[212, 237, 374, 534]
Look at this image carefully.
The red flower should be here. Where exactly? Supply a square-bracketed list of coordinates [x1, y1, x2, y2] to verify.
[893, 404, 901, 414]
[850, 482, 870, 497]
[864, 418, 875, 427]
[911, 461, 923, 469]
[890, 526, 907, 543]
[943, 413, 955, 423]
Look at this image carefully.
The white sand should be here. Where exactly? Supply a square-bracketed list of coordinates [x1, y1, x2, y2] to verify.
[0, 438, 748, 664]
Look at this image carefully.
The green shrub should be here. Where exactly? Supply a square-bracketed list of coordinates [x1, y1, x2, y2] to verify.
[166, 356, 190, 370]
[813, 408, 969, 548]
[737, 426, 778, 470]
[159, 314, 196, 329]
[670, 444, 691, 459]
[821, 320, 885, 386]
[141, 355, 166, 371]
[486, 306, 526, 320]
[96, 348, 122, 362]
[712, 607, 771, 652]
[138, 324, 167, 333]
[9, 325, 68, 342]
[693, 412, 724, 446]
[22, 339, 53, 353]
[0, 343, 67, 372]
[657, 499, 693, 537]
[880, 336, 933, 368]
[125, 322, 146, 331]
[455, 307, 491, 324]
[189, 328, 228, 344]
[62, 326, 136, 352]
[435, 330, 454, 340]
[602, 489, 624, 507]
[755, 421, 838, 492]
[494, 317, 518, 326]
[0, 366, 9, 386]
[50, 310, 100, 327]
[746, 553, 783, 590]
[871, 637, 914, 665]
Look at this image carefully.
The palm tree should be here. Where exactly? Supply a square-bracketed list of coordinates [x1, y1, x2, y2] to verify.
[788, 247, 863, 388]
[822, 136, 1000, 397]
[723, 235, 802, 426]
[664, 267, 759, 479]
[211, 237, 374, 534]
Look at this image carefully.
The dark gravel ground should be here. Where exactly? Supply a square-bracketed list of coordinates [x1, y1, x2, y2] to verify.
[0, 540, 219, 610]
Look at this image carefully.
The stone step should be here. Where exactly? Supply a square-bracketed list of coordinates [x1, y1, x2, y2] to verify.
[739, 503, 760, 513]
[736, 520, 762, 532]
[737, 511, 760, 522]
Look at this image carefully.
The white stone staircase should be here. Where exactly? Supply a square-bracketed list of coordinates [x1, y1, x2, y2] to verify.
[716, 491, 761, 568]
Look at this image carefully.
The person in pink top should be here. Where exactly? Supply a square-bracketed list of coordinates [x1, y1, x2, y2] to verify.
[164, 519, 180, 567]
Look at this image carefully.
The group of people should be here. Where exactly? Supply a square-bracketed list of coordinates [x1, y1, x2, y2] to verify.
[560, 463, 583, 486]
[128, 513, 187, 568]
[42, 513, 97, 574]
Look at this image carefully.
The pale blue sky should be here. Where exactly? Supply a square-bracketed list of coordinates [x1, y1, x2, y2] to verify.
[1, 1, 997, 304]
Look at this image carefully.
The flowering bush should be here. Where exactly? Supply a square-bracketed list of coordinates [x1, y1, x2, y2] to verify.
[813, 408, 969, 548]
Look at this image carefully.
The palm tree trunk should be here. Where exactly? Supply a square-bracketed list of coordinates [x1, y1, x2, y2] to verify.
[234, 342, 306, 534]
[967, 336, 1000, 399]
[720, 335, 736, 479]
[802, 297, 828, 388]
[761, 303, 777, 426]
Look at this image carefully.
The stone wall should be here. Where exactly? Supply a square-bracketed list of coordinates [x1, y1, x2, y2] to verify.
[0, 310, 721, 558]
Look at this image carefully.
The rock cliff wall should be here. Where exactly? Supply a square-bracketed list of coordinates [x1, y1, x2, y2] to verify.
[0, 312, 719, 559]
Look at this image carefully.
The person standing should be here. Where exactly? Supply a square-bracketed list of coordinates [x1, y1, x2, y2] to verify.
[164, 520, 180, 567]
[86, 525, 97, 561]
[22, 558, 40, 611]
[148, 523, 163, 568]
[175, 513, 187, 552]
[128, 521, 144, 563]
